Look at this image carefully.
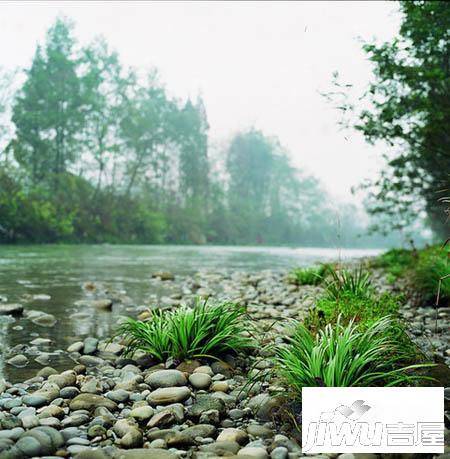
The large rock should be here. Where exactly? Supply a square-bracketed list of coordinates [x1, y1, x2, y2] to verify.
[145, 370, 187, 388]
[0, 303, 23, 316]
[70, 394, 117, 412]
[147, 387, 191, 405]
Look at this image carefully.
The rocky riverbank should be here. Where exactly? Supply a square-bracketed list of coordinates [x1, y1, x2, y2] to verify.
[1, 267, 449, 458]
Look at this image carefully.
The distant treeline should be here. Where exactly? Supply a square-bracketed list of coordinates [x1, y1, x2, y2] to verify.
[0, 18, 405, 246]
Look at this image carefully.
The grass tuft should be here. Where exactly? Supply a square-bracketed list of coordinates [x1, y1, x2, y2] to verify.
[414, 246, 450, 303]
[116, 299, 254, 361]
[274, 317, 432, 390]
[288, 264, 327, 286]
[323, 266, 372, 301]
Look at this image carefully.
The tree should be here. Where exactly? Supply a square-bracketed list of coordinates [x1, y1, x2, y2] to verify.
[12, 17, 85, 189]
[119, 74, 176, 197]
[0, 67, 15, 163]
[330, 1, 450, 238]
[175, 97, 209, 205]
[81, 38, 128, 194]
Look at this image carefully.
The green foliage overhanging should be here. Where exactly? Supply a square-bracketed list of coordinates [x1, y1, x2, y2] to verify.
[327, 1, 450, 238]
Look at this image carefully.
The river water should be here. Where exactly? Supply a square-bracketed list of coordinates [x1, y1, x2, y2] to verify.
[0, 244, 382, 381]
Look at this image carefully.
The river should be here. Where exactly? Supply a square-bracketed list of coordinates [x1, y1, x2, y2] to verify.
[0, 244, 382, 381]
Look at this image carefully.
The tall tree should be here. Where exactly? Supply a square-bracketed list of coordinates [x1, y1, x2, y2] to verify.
[330, 1, 450, 237]
[81, 38, 128, 194]
[12, 17, 85, 189]
[175, 97, 209, 204]
[119, 74, 175, 197]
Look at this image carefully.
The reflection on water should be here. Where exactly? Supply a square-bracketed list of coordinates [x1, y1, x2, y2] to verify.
[0, 244, 382, 381]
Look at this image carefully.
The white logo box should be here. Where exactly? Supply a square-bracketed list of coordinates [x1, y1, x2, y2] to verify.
[302, 387, 444, 453]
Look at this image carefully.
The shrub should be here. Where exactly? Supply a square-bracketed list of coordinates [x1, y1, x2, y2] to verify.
[314, 291, 401, 329]
[274, 317, 431, 390]
[288, 265, 327, 286]
[323, 267, 372, 301]
[414, 246, 450, 304]
[370, 248, 415, 280]
[117, 299, 254, 361]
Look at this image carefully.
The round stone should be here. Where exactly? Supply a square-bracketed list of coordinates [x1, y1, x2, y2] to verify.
[271, 446, 288, 459]
[129, 405, 154, 421]
[217, 428, 248, 445]
[210, 381, 229, 392]
[106, 389, 129, 403]
[193, 365, 214, 376]
[147, 387, 191, 405]
[238, 446, 269, 458]
[7, 354, 29, 368]
[60, 386, 80, 399]
[145, 370, 187, 388]
[189, 373, 212, 389]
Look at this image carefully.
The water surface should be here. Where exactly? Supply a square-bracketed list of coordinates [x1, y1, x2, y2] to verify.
[0, 244, 382, 381]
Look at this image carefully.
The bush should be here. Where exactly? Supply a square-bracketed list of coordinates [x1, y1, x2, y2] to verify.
[414, 246, 450, 304]
[116, 299, 254, 361]
[288, 265, 327, 286]
[370, 248, 415, 280]
[274, 317, 431, 390]
[313, 291, 400, 329]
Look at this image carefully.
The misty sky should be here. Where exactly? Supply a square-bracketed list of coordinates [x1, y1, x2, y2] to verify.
[0, 1, 400, 203]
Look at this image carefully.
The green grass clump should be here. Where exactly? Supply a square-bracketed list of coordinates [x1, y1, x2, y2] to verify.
[274, 317, 431, 390]
[304, 266, 421, 362]
[370, 248, 415, 280]
[323, 266, 372, 301]
[288, 264, 327, 286]
[312, 291, 400, 329]
[414, 246, 450, 303]
[117, 299, 254, 361]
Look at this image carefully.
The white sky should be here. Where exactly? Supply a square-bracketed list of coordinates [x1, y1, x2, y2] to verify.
[0, 1, 400, 203]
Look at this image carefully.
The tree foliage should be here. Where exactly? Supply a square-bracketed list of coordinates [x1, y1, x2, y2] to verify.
[329, 1, 450, 237]
[0, 17, 405, 246]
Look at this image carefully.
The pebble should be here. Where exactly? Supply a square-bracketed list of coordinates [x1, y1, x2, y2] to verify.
[129, 405, 154, 421]
[238, 446, 269, 458]
[7, 354, 29, 367]
[145, 369, 187, 388]
[60, 386, 80, 399]
[147, 386, 191, 405]
[67, 341, 84, 353]
[217, 428, 249, 445]
[271, 446, 289, 459]
[210, 380, 229, 392]
[189, 373, 212, 389]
